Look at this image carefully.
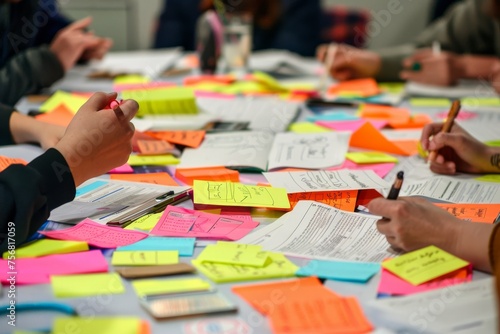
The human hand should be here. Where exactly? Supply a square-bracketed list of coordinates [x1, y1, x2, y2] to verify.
[54, 92, 138, 186]
[36, 123, 66, 150]
[9, 112, 65, 149]
[50, 17, 102, 71]
[490, 60, 500, 94]
[80, 33, 113, 61]
[421, 122, 496, 174]
[317, 44, 381, 81]
[368, 197, 462, 252]
[400, 49, 463, 86]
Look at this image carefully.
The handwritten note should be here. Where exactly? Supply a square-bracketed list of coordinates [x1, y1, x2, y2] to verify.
[124, 213, 163, 232]
[0, 250, 108, 285]
[41, 218, 148, 248]
[111, 250, 178, 266]
[197, 244, 269, 267]
[329, 159, 396, 178]
[192, 252, 298, 283]
[137, 139, 176, 155]
[111, 172, 179, 186]
[51, 272, 125, 298]
[53, 317, 147, 334]
[288, 190, 357, 211]
[146, 130, 206, 148]
[296, 260, 380, 283]
[2, 239, 88, 259]
[0, 156, 26, 172]
[118, 237, 196, 256]
[382, 245, 470, 285]
[434, 203, 500, 223]
[150, 206, 259, 240]
[346, 152, 398, 164]
[132, 278, 211, 297]
[127, 154, 179, 166]
[193, 180, 291, 209]
[175, 167, 239, 186]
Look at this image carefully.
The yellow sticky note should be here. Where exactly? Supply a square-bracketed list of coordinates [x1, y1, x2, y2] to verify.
[220, 81, 270, 94]
[39, 91, 88, 114]
[288, 122, 331, 133]
[463, 97, 500, 107]
[378, 82, 405, 94]
[345, 152, 398, 164]
[251, 71, 289, 92]
[193, 180, 291, 209]
[111, 250, 178, 266]
[216, 241, 263, 251]
[52, 317, 145, 334]
[127, 154, 179, 166]
[124, 212, 162, 231]
[382, 245, 469, 286]
[51, 273, 125, 298]
[3, 239, 88, 259]
[197, 244, 269, 267]
[409, 98, 450, 107]
[122, 87, 198, 116]
[475, 175, 500, 183]
[485, 140, 500, 147]
[192, 252, 298, 283]
[114, 75, 151, 84]
[132, 278, 211, 297]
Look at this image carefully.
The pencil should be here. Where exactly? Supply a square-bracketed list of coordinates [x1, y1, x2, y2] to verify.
[320, 43, 337, 95]
[387, 171, 404, 200]
[428, 100, 461, 162]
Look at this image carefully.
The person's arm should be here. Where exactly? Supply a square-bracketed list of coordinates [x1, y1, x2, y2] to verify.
[153, 0, 199, 50]
[33, 0, 72, 46]
[0, 46, 64, 106]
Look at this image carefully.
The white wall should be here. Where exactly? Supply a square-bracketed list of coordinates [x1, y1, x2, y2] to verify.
[322, 0, 434, 50]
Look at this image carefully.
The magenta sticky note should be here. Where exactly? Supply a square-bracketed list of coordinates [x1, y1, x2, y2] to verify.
[0, 250, 108, 285]
[108, 164, 134, 174]
[328, 160, 395, 178]
[41, 219, 148, 248]
[317, 120, 387, 132]
[377, 266, 472, 296]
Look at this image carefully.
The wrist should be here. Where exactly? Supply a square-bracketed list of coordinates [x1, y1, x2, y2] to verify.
[487, 147, 500, 173]
[53, 143, 85, 187]
[10, 112, 42, 145]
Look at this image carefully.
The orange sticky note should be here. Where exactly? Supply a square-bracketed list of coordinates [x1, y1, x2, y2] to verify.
[350, 122, 418, 156]
[146, 131, 206, 148]
[110, 173, 179, 186]
[434, 203, 500, 224]
[328, 78, 380, 97]
[175, 167, 239, 186]
[360, 104, 410, 123]
[389, 114, 433, 129]
[0, 156, 27, 172]
[184, 75, 235, 85]
[35, 104, 73, 127]
[137, 140, 175, 155]
[288, 190, 358, 212]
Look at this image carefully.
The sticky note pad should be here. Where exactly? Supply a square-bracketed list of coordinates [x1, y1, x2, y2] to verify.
[132, 278, 211, 297]
[112, 250, 178, 266]
[486, 140, 500, 147]
[114, 75, 151, 84]
[175, 167, 239, 185]
[122, 87, 198, 116]
[124, 213, 163, 232]
[35, 104, 74, 127]
[197, 245, 269, 267]
[39, 91, 88, 114]
[306, 112, 359, 122]
[409, 98, 451, 107]
[345, 152, 398, 164]
[0, 156, 26, 172]
[146, 130, 206, 148]
[288, 122, 331, 133]
[382, 245, 469, 286]
[3, 239, 88, 259]
[475, 175, 500, 183]
[118, 237, 196, 257]
[137, 139, 175, 155]
[127, 154, 180, 166]
[296, 260, 380, 283]
[215, 241, 263, 251]
[462, 97, 500, 107]
[52, 317, 147, 334]
[51, 273, 125, 298]
[111, 172, 179, 186]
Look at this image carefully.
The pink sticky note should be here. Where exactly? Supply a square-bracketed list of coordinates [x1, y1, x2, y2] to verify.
[150, 206, 259, 240]
[194, 91, 235, 99]
[436, 110, 477, 121]
[378, 266, 472, 296]
[316, 120, 387, 132]
[108, 164, 134, 174]
[0, 250, 108, 285]
[41, 219, 148, 248]
[328, 160, 395, 178]
[113, 82, 175, 92]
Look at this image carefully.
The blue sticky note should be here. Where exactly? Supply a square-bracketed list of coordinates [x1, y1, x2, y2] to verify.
[76, 180, 107, 196]
[306, 112, 359, 123]
[296, 260, 380, 283]
[117, 237, 196, 256]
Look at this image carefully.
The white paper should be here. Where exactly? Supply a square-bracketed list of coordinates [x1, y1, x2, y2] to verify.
[178, 131, 275, 171]
[406, 79, 497, 99]
[400, 176, 500, 203]
[249, 49, 321, 75]
[142, 113, 218, 130]
[457, 119, 500, 143]
[368, 278, 497, 334]
[239, 201, 398, 262]
[263, 170, 390, 193]
[267, 132, 351, 170]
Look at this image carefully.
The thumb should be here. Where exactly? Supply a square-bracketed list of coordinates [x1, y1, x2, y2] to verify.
[81, 92, 117, 112]
[67, 17, 93, 31]
[429, 132, 460, 151]
[117, 99, 139, 122]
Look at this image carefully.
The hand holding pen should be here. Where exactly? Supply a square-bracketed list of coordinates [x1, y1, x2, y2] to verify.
[427, 100, 461, 162]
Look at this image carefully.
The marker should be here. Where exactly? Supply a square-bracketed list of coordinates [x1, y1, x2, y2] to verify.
[320, 43, 338, 95]
[432, 41, 441, 57]
[387, 171, 404, 200]
[113, 104, 126, 121]
[428, 100, 461, 162]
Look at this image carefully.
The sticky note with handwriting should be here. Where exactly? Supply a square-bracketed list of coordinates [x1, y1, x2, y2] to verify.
[146, 130, 206, 148]
[111, 250, 179, 266]
[382, 245, 469, 285]
[197, 244, 269, 267]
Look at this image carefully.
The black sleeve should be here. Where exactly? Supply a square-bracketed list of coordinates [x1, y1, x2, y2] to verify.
[0, 46, 64, 106]
[0, 148, 75, 252]
[0, 104, 15, 146]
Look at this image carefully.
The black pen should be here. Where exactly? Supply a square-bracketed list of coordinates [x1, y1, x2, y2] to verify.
[387, 171, 404, 200]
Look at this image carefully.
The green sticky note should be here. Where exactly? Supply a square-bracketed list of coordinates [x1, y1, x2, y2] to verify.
[197, 245, 269, 267]
[193, 180, 291, 209]
[52, 317, 144, 334]
[3, 239, 88, 259]
[122, 87, 198, 116]
[215, 241, 263, 251]
[378, 82, 405, 94]
[409, 98, 450, 107]
[288, 122, 331, 133]
[132, 278, 211, 297]
[192, 252, 299, 283]
[114, 75, 150, 84]
[485, 140, 500, 147]
[127, 154, 179, 166]
[40, 91, 88, 114]
[462, 97, 500, 107]
[111, 250, 178, 266]
[382, 245, 469, 286]
[252, 71, 289, 92]
[124, 212, 162, 231]
[51, 273, 125, 298]
[345, 152, 398, 164]
[475, 174, 500, 183]
[220, 81, 269, 94]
